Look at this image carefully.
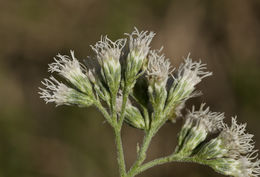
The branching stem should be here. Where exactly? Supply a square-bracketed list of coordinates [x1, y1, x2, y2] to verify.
[113, 84, 130, 177]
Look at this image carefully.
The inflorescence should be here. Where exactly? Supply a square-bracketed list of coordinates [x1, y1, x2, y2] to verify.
[39, 28, 259, 177]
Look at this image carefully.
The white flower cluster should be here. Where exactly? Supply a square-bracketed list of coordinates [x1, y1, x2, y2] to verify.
[176, 104, 224, 156]
[202, 118, 260, 177]
[38, 28, 259, 177]
[177, 104, 260, 177]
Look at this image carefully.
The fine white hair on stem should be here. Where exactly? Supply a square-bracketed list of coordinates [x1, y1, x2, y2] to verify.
[91, 36, 126, 65]
[125, 27, 155, 60]
[186, 103, 225, 133]
[220, 117, 255, 157]
[147, 49, 174, 86]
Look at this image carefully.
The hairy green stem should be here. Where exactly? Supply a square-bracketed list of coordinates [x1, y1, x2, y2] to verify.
[114, 127, 127, 177]
[113, 86, 130, 177]
[118, 88, 130, 128]
[111, 91, 118, 123]
[127, 129, 154, 177]
[128, 154, 189, 177]
[128, 152, 210, 177]
[127, 112, 169, 177]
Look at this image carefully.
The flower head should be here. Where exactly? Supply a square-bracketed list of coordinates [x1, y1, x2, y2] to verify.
[235, 152, 260, 177]
[147, 49, 173, 88]
[123, 28, 155, 88]
[91, 36, 126, 70]
[168, 54, 212, 104]
[194, 116, 259, 177]
[176, 104, 224, 156]
[125, 27, 155, 64]
[186, 103, 224, 133]
[219, 117, 254, 157]
[177, 55, 212, 92]
[48, 50, 92, 94]
[197, 117, 255, 159]
[91, 36, 126, 92]
[165, 54, 212, 121]
[146, 49, 173, 111]
[210, 152, 260, 177]
[39, 76, 92, 107]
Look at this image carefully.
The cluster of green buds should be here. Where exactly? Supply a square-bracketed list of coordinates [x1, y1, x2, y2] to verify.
[39, 28, 259, 177]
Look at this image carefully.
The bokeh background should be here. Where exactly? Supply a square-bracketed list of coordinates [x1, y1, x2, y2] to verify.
[0, 0, 260, 177]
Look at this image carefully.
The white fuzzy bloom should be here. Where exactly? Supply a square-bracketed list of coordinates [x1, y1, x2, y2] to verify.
[39, 76, 92, 107]
[216, 152, 260, 177]
[48, 51, 92, 93]
[186, 103, 225, 133]
[176, 54, 212, 96]
[219, 117, 255, 158]
[125, 27, 155, 63]
[91, 36, 126, 70]
[235, 152, 260, 177]
[210, 153, 260, 177]
[147, 49, 173, 87]
[166, 55, 212, 113]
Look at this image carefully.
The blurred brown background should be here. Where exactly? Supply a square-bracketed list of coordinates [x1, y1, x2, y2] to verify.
[0, 0, 260, 177]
